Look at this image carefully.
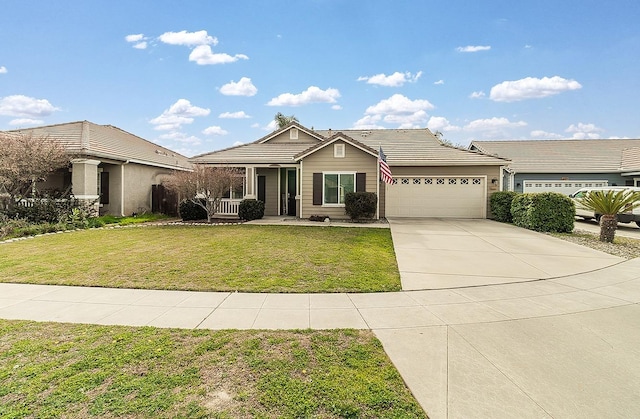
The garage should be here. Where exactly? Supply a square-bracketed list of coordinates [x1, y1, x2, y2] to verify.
[385, 176, 486, 218]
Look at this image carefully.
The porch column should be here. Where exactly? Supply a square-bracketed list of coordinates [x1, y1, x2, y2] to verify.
[244, 166, 256, 199]
[71, 158, 101, 215]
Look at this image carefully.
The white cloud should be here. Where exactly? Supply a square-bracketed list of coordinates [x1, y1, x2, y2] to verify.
[352, 115, 384, 130]
[158, 131, 202, 145]
[427, 116, 461, 132]
[150, 99, 210, 131]
[365, 94, 434, 115]
[189, 45, 249, 65]
[267, 86, 340, 107]
[158, 30, 218, 46]
[219, 77, 257, 96]
[233, 141, 244, 147]
[125, 34, 144, 43]
[357, 71, 422, 87]
[125, 33, 148, 49]
[0, 95, 60, 117]
[331, 105, 342, 110]
[464, 117, 527, 131]
[0, 66, 7, 74]
[202, 126, 228, 136]
[469, 91, 486, 99]
[263, 120, 279, 131]
[219, 111, 251, 119]
[9, 118, 44, 126]
[456, 45, 491, 52]
[490, 76, 582, 102]
[531, 130, 563, 139]
[565, 122, 603, 139]
[434, 80, 444, 85]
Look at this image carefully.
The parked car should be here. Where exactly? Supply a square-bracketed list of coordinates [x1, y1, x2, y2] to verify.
[569, 186, 640, 227]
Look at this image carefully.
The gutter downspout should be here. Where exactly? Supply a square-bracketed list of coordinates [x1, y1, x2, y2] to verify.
[121, 160, 129, 216]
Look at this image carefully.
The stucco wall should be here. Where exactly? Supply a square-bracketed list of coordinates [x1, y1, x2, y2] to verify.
[121, 163, 175, 216]
[301, 141, 377, 219]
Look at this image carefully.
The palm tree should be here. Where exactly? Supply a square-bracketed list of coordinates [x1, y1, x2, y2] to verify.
[274, 112, 298, 128]
[578, 190, 640, 242]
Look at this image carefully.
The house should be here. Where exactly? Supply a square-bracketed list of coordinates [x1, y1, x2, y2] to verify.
[191, 123, 509, 219]
[469, 139, 640, 195]
[6, 121, 192, 216]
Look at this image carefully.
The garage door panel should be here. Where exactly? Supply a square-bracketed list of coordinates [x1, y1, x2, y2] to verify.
[386, 176, 485, 218]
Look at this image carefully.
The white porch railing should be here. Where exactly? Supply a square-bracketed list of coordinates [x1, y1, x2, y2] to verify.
[216, 198, 242, 216]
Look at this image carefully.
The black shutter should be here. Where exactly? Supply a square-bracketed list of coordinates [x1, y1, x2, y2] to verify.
[356, 173, 366, 192]
[257, 176, 266, 203]
[313, 173, 322, 205]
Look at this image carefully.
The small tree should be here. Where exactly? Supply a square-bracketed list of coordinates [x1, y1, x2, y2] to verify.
[165, 165, 241, 223]
[0, 131, 70, 212]
[274, 112, 299, 128]
[578, 190, 640, 242]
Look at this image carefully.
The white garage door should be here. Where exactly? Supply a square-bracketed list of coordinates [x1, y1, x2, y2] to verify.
[386, 176, 486, 218]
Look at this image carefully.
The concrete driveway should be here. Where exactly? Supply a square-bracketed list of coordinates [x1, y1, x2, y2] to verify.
[388, 218, 623, 290]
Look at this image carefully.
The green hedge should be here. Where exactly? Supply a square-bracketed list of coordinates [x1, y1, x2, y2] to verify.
[490, 191, 518, 223]
[511, 192, 575, 233]
[344, 192, 377, 220]
[238, 199, 265, 221]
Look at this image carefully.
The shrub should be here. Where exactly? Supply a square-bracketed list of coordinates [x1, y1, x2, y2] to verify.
[490, 191, 518, 223]
[344, 192, 377, 221]
[179, 199, 208, 221]
[238, 199, 265, 221]
[511, 192, 575, 233]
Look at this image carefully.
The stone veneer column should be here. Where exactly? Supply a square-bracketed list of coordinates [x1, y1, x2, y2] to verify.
[71, 159, 101, 215]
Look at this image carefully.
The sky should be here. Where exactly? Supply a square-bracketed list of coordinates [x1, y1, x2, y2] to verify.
[1, 0, 639, 157]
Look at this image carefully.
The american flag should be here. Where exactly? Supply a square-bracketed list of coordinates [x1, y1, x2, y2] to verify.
[379, 147, 393, 184]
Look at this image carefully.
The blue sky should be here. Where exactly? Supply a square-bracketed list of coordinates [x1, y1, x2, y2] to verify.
[1, 0, 639, 157]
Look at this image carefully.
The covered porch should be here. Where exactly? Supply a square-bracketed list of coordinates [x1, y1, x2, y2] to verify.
[218, 165, 300, 217]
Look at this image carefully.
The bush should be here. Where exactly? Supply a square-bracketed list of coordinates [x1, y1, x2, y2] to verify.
[490, 191, 518, 223]
[238, 199, 265, 221]
[344, 192, 377, 220]
[179, 199, 208, 221]
[511, 192, 575, 233]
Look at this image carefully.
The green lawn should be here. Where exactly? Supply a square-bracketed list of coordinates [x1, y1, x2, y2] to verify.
[0, 225, 400, 293]
[0, 320, 426, 418]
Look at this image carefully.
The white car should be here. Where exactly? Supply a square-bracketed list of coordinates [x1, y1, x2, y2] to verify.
[569, 186, 640, 227]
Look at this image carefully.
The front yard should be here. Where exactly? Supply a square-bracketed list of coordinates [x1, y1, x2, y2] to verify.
[0, 225, 400, 293]
[0, 320, 426, 418]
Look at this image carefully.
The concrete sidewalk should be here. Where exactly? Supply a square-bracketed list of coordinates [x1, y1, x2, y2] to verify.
[2, 258, 640, 417]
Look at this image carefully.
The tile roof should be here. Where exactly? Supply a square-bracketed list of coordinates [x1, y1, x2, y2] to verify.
[293, 132, 378, 160]
[621, 147, 640, 172]
[6, 121, 191, 170]
[192, 125, 508, 166]
[470, 139, 640, 173]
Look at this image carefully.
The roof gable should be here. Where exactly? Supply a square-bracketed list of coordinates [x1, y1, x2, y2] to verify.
[294, 132, 378, 161]
[256, 122, 324, 144]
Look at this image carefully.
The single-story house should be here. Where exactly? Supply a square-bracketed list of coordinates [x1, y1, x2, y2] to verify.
[6, 121, 192, 215]
[469, 139, 640, 195]
[191, 123, 509, 219]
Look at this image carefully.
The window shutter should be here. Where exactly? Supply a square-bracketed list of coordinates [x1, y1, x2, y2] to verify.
[100, 172, 109, 204]
[313, 173, 322, 205]
[356, 172, 366, 192]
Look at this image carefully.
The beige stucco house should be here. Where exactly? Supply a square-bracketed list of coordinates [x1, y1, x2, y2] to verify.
[191, 123, 509, 219]
[7, 121, 191, 216]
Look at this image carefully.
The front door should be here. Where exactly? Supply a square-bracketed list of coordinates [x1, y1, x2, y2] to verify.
[287, 169, 296, 216]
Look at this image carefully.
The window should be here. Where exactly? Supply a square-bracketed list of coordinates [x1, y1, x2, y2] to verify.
[290, 128, 298, 140]
[334, 143, 345, 158]
[323, 173, 354, 205]
[222, 178, 245, 199]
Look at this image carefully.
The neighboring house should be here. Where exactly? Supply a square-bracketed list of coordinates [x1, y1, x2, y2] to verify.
[469, 139, 640, 195]
[191, 123, 508, 219]
[6, 121, 192, 216]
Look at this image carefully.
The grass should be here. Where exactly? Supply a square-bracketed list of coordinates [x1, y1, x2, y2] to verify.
[91, 213, 171, 227]
[0, 320, 426, 418]
[0, 225, 400, 293]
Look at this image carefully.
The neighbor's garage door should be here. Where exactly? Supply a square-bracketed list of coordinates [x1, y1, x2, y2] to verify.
[386, 176, 486, 218]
